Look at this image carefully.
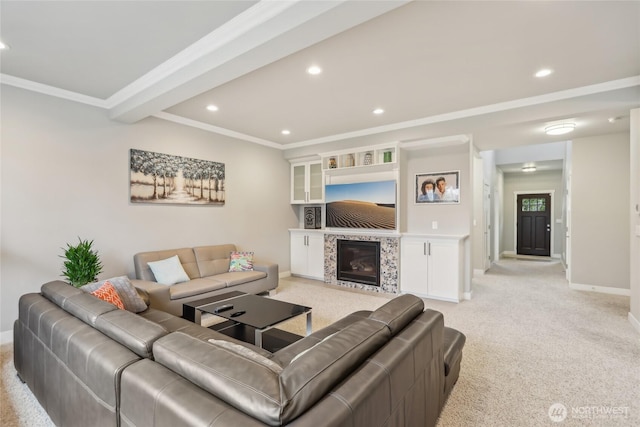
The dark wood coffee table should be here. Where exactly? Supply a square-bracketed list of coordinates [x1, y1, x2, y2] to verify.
[183, 292, 312, 352]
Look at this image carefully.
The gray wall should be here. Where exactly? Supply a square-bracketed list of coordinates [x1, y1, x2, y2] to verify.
[571, 133, 629, 290]
[630, 109, 640, 330]
[501, 170, 564, 256]
[1, 86, 297, 333]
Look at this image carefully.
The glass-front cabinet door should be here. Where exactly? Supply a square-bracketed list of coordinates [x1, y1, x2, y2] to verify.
[291, 164, 307, 203]
[291, 161, 323, 204]
[308, 162, 323, 202]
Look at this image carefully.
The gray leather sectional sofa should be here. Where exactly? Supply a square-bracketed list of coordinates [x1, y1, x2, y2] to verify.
[14, 280, 465, 427]
[132, 244, 278, 316]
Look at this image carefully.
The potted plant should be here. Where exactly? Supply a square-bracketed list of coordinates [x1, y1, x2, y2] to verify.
[60, 238, 103, 287]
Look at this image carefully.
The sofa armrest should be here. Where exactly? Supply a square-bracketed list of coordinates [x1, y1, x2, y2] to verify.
[131, 279, 171, 311]
[253, 262, 278, 278]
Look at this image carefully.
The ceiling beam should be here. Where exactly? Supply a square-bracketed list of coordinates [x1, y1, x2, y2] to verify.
[108, 0, 410, 123]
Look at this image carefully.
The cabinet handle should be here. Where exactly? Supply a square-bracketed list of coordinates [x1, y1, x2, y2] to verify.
[428, 242, 431, 256]
[423, 242, 426, 256]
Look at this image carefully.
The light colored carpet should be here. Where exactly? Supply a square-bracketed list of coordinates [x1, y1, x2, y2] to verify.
[2, 259, 639, 426]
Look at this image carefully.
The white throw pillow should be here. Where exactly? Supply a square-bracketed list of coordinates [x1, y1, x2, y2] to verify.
[147, 255, 190, 285]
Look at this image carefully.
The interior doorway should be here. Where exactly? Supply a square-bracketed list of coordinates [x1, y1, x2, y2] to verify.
[516, 193, 551, 256]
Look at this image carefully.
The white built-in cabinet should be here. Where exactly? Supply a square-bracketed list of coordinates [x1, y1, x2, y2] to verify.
[289, 230, 324, 280]
[400, 234, 467, 302]
[291, 161, 323, 204]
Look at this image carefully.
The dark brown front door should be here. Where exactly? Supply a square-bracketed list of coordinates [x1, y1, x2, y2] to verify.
[517, 194, 551, 256]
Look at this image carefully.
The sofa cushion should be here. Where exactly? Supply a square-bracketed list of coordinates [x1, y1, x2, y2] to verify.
[193, 244, 237, 277]
[153, 332, 283, 426]
[81, 276, 148, 313]
[279, 318, 391, 423]
[155, 318, 391, 426]
[168, 277, 226, 300]
[147, 255, 190, 285]
[134, 248, 200, 281]
[208, 339, 282, 374]
[41, 280, 84, 307]
[229, 251, 254, 272]
[90, 281, 125, 310]
[94, 309, 168, 359]
[211, 271, 267, 287]
[368, 293, 424, 335]
[42, 281, 118, 326]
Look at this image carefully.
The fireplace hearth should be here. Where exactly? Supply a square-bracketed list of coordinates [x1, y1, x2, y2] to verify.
[337, 239, 380, 287]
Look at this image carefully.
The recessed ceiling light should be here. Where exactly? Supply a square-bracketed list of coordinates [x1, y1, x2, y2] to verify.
[206, 104, 218, 112]
[545, 122, 576, 135]
[306, 65, 322, 75]
[608, 117, 619, 123]
[373, 108, 385, 115]
[0, 41, 9, 50]
[281, 129, 291, 135]
[535, 68, 553, 78]
[522, 165, 537, 173]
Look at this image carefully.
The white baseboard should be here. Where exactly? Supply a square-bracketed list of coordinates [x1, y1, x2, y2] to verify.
[1, 330, 13, 345]
[463, 291, 473, 300]
[279, 271, 291, 278]
[473, 268, 485, 276]
[569, 282, 631, 296]
[629, 312, 640, 335]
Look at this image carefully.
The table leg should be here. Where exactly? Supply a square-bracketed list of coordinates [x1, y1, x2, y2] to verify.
[255, 329, 263, 348]
[306, 311, 312, 336]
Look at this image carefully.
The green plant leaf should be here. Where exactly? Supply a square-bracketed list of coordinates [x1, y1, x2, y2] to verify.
[60, 237, 103, 287]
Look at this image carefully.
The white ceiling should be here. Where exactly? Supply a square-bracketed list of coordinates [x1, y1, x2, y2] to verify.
[1, 0, 638, 155]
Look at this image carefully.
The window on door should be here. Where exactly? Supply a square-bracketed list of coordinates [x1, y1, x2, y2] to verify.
[521, 197, 546, 212]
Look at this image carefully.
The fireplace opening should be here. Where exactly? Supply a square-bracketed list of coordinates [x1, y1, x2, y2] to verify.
[337, 239, 380, 287]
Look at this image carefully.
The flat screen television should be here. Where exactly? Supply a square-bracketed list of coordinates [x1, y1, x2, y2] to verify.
[325, 180, 396, 230]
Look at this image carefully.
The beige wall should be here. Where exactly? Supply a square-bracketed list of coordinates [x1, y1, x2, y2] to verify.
[0, 86, 298, 333]
[570, 133, 630, 290]
[501, 170, 564, 256]
[402, 143, 472, 235]
[630, 109, 640, 331]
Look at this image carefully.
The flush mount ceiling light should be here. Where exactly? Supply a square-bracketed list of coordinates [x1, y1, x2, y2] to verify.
[306, 65, 322, 75]
[522, 165, 536, 172]
[206, 104, 218, 112]
[535, 68, 553, 78]
[545, 122, 575, 135]
[372, 108, 384, 115]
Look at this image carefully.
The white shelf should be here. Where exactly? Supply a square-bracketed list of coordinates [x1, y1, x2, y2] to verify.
[321, 143, 398, 172]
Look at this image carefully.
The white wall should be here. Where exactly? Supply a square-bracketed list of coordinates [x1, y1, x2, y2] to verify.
[570, 133, 630, 291]
[0, 86, 298, 334]
[501, 170, 564, 256]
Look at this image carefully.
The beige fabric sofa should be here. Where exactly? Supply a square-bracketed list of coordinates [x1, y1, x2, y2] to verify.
[14, 280, 465, 427]
[132, 244, 278, 316]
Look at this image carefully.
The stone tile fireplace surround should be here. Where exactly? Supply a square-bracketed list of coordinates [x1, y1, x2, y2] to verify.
[324, 232, 399, 294]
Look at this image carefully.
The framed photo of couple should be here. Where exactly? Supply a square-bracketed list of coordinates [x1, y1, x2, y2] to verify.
[415, 171, 460, 204]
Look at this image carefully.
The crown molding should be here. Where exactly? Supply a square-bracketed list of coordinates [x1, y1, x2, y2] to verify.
[0, 74, 107, 108]
[153, 112, 282, 149]
[283, 76, 640, 150]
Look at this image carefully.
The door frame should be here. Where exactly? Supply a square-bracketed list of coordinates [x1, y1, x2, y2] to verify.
[513, 190, 555, 257]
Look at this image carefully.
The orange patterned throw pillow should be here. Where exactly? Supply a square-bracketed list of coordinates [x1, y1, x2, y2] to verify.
[91, 281, 125, 310]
